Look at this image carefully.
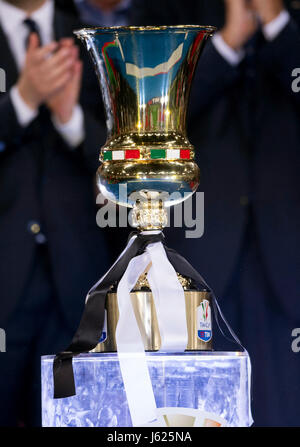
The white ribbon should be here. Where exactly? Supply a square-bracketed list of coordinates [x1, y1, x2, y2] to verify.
[146, 242, 187, 352]
[116, 240, 188, 426]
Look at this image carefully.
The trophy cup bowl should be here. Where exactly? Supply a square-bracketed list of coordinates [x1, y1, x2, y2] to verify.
[75, 25, 216, 229]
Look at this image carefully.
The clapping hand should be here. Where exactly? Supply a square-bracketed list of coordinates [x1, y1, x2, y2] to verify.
[17, 33, 78, 111]
[46, 38, 83, 124]
[221, 0, 285, 50]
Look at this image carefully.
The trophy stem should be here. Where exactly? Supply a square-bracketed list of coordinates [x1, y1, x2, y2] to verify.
[129, 193, 168, 231]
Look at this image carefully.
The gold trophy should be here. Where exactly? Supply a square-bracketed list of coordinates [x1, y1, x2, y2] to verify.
[75, 25, 216, 353]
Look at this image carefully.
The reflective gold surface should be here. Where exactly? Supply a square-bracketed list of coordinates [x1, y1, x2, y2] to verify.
[134, 271, 193, 291]
[75, 26, 215, 211]
[92, 289, 212, 352]
[130, 197, 168, 230]
[75, 25, 217, 33]
[97, 159, 200, 206]
[76, 27, 215, 351]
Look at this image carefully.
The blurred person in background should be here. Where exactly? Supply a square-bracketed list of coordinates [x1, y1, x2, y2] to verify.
[56, 0, 134, 26]
[133, 0, 300, 426]
[0, 0, 110, 426]
[55, 0, 137, 257]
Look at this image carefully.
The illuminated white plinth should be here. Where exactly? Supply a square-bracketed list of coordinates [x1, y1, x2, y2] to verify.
[41, 352, 252, 427]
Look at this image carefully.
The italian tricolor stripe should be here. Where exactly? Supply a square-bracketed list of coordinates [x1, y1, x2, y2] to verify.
[125, 150, 140, 159]
[102, 149, 192, 161]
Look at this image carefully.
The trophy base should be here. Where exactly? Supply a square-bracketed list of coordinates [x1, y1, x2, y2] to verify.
[41, 352, 252, 427]
[92, 290, 213, 352]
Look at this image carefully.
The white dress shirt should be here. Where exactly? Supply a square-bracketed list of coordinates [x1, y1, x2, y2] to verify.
[212, 10, 291, 67]
[0, 0, 84, 148]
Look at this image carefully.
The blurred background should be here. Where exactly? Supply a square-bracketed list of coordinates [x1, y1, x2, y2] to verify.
[0, 0, 299, 427]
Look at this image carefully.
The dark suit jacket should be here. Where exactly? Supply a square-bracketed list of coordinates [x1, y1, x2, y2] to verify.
[132, 0, 300, 322]
[0, 8, 110, 331]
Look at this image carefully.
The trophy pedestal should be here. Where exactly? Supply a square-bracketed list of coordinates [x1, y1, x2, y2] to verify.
[42, 352, 252, 427]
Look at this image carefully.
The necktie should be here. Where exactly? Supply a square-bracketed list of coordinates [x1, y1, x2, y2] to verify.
[24, 17, 42, 49]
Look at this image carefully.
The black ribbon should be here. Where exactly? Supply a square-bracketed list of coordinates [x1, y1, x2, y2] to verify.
[53, 232, 245, 399]
[53, 232, 164, 398]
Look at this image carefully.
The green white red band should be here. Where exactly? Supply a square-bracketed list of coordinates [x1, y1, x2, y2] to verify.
[102, 148, 192, 161]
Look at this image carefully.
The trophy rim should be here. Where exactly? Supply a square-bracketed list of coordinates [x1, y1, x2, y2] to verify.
[74, 24, 217, 37]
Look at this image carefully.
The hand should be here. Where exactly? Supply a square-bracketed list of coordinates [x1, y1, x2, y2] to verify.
[251, 0, 284, 25]
[46, 39, 83, 124]
[221, 0, 258, 50]
[17, 34, 77, 110]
